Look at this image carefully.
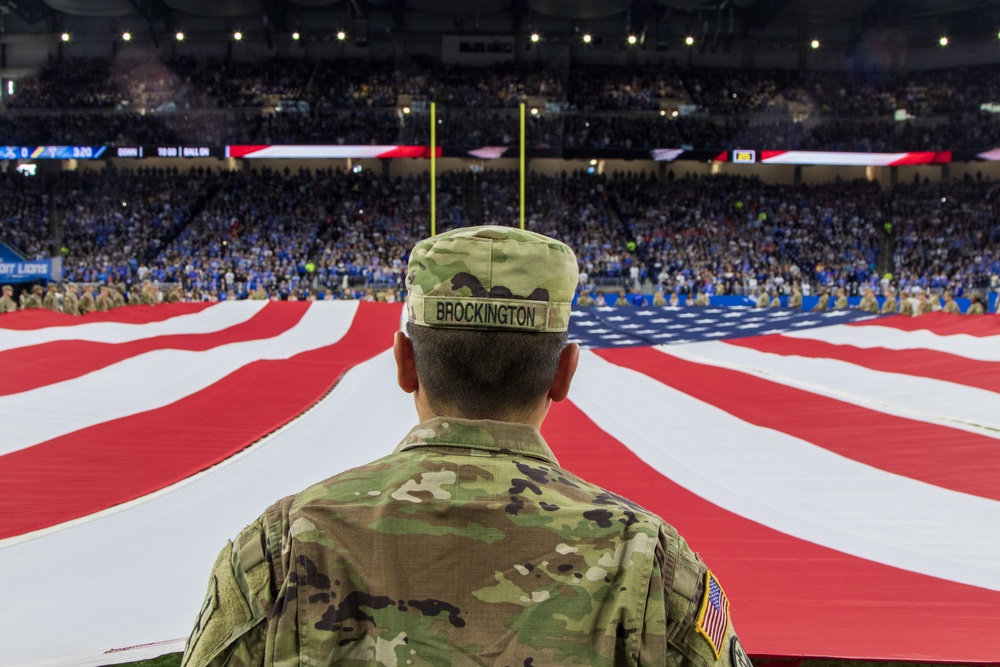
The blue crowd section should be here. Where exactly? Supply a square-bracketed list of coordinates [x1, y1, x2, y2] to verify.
[573, 293, 991, 312]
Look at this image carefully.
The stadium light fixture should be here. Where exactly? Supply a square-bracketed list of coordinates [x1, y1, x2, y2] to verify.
[939, 36, 948, 46]
[122, 32, 132, 42]
[292, 32, 300, 41]
[530, 107, 539, 115]
[582, 33, 592, 43]
[627, 34, 638, 45]
[337, 31, 346, 41]
[530, 33, 540, 43]
[233, 31, 243, 41]
[175, 32, 185, 41]
[810, 39, 820, 49]
[60, 33, 70, 42]
[685, 36, 695, 46]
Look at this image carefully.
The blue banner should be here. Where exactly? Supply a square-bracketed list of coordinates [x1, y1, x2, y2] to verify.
[0, 260, 51, 282]
[0, 146, 106, 160]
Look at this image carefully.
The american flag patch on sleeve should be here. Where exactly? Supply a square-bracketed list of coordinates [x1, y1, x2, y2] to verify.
[695, 571, 730, 658]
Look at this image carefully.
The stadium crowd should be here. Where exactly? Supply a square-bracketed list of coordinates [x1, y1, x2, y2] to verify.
[5, 57, 1000, 151]
[1, 167, 997, 314]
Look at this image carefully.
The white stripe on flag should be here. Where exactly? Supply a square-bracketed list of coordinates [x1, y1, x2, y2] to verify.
[569, 350, 1000, 592]
[0, 301, 267, 352]
[784, 323, 1000, 361]
[0, 301, 358, 457]
[660, 341, 1000, 438]
[0, 349, 414, 665]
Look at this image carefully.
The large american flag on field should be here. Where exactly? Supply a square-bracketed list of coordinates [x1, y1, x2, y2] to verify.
[0, 301, 998, 665]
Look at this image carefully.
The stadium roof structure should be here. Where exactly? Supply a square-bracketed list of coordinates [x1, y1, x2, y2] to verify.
[1, 0, 999, 56]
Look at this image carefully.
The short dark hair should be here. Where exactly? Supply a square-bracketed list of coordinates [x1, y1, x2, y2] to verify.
[407, 324, 568, 420]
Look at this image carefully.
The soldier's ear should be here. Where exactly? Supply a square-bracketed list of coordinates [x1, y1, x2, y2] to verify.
[548, 343, 579, 403]
[394, 331, 419, 394]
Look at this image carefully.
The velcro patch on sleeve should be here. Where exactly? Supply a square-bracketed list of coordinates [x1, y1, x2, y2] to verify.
[694, 571, 730, 659]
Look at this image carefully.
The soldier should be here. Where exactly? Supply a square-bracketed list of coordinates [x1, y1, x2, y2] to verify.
[42, 283, 61, 312]
[833, 288, 848, 310]
[858, 288, 879, 313]
[111, 284, 126, 309]
[183, 226, 746, 667]
[880, 289, 898, 315]
[942, 290, 960, 314]
[95, 286, 113, 312]
[788, 284, 803, 309]
[652, 290, 667, 307]
[967, 293, 986, 315]
[899, 295, 915, 316]
[616, 290, 630, 307]
[127, 284, 142, 306]
[693, 291, 710, 306]
[141, 280, 160, 305]
[166, 286, 183, 303]
[249, 285, 269, 300]
[755, 291, 769, 308]
[811, 287, 830, 312]
[769, 292, 782, 308]
[63, 284, 80, 316]
[917, 292, 934, 315]
[78, 286, 96, 315]
[0, 285, 17, 313]
[22, 285, 44, 309]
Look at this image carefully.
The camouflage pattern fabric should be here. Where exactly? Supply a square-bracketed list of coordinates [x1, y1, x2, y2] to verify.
[0, 291, 17, 313]
[183, 417, 741, 667]
[406, 226, 579, 333]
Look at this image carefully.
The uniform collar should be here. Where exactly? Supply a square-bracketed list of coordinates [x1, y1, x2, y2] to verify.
[394, 416, 559, 465]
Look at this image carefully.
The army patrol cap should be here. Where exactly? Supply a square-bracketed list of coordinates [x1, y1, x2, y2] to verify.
[406, 225, 578, 333]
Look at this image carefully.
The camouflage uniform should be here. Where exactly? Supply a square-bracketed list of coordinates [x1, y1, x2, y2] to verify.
[95, 288, 113, 312]
[787, 289, 802, 310]
[183, 419, 742, 667]
[78, 289, 96, 315]
[111, 285, 126, 309]
[0, 286, 17, 313]
[652, 292, 667, 307]
[880, 293, 897, 315]
[857, 291, 879, 313]
[811, 291, 829, 312]
[755, 292, 769, 309]
[942, 292, 960, 314]
[23, 285, 44, 309]
[63, 287, 80, 316]
[832, 290, 848, 310]
[42, 285, 61, 312]
[768, 294, 781, 308]
[184, 227, 745, 667]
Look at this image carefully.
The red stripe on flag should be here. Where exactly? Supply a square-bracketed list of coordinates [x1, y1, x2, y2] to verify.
[851, 313, 1000, 337]
[0, 301, 309, 396]
[592, 346, 1000, 501]
[0, 302, 401, 539]
[0, 302, 216, 331]
[727, 334, 1000, 394]
[542, 400, 1000, 661]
